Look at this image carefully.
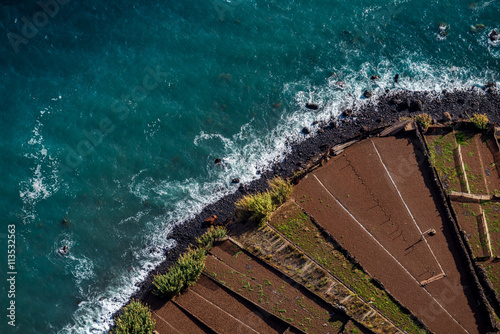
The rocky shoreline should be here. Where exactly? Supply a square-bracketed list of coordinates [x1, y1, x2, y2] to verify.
[117, 85, 500, 323]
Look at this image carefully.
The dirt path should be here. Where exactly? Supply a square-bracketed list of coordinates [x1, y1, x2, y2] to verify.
[294, 135, 488, 334]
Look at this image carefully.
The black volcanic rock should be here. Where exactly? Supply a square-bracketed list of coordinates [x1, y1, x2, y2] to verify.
[306, 103, 319, 110]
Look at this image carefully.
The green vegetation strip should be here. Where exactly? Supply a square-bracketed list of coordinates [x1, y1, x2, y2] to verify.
[426, 131, 463, 193]
[110, 300, 156, 334]
[153, 248, 207, 298]
[196, 225, 228, 250]
[271, 201, 427, 334]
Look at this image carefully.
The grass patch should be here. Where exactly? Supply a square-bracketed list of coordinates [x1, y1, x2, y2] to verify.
[470, 113, 489, 130]
[110, 300, 155, 334]
[414, 113, 432, 130]
[425, 132, 462, 193]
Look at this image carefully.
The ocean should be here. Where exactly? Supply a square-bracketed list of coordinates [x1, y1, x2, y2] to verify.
[0, 0, 498, 332]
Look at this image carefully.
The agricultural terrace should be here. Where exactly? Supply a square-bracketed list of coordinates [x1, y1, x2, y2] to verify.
[425, 125, 500, 312]
[293, 134, 490, 333]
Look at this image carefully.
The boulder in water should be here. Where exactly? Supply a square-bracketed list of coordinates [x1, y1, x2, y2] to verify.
[490, 29, 499, 41]
[470, 24, 486, 33]
[305, 103, 319, 110]
[438, 22, 449, 37]
[485, 81, 496, 89]
[363, 90, 372, 98]
[334, 81, 346, 89]
[58, 245, 69, 256]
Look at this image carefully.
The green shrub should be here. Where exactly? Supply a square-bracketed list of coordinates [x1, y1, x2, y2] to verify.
[153, 248, 206, 297]
[470, 113, 489, 130]
[269, 177, 293, 205]
[414, 113, 432, 130]
[110, 300, 155, 334]
[197, 226, 228, 249]
[236, 191, 275, 223]
[236, 177, 292, 224]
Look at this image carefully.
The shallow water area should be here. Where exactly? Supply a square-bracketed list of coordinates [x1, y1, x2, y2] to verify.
[0, 0, 499, 333]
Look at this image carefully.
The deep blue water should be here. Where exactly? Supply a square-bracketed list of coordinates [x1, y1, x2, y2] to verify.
[0, 0, 498, 333]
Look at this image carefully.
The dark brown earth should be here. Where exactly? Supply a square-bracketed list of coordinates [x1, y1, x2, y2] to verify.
[293, 135, 490, 334]
[151, 301, 214, 334]
[147, 273, 297, 334]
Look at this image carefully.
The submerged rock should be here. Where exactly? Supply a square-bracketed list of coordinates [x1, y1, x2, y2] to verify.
[58, 245, 69, 256]
[470, 24, 486, 33]
[306, 103, 319, 110]
[272, 102, 282, 109]
[217, 73, 232, 82]
[438, 22, 449, 37]
[490, 29, 499, 41]
[370, 75, 380, 81]
[334, 81, 346, 89]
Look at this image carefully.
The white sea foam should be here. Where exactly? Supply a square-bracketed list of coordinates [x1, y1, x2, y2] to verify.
[61, 57, 498, 334]
[19, 110, 60, 224]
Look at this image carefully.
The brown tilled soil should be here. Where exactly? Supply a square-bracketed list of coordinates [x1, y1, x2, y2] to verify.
[453, 201, 485, 258]
[204, 250, 346, 333]
[294, 135, 489, 334]
[424, 128, 464, 193]
[482, 261, 500, 297]
[148, 275, 290, 334]
[482, 201, 500, 256]
[189, 275, 286, 334]
[475, 134, 500, 193]
[311, 138, 441, 283]
[460, 132, 489, 195]
[458, 131, 500, 195]
[151, 301, 214, 334]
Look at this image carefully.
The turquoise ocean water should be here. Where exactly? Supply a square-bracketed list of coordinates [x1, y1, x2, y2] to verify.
[0, 1, 499, 332]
